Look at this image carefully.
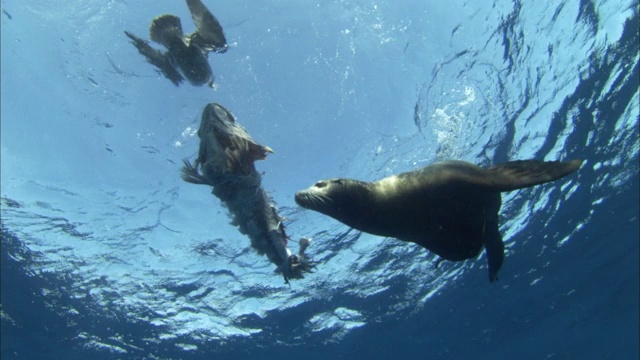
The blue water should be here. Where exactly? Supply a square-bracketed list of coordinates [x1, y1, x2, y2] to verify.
[1, 1, 638, 359]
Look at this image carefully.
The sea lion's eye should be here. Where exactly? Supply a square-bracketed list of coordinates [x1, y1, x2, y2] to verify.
[315, 181, 327, 188]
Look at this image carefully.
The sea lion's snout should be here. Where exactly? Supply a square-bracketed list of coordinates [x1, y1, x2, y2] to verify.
[295, 189, 321, 209]
[295, 188, 331, 212]
[294, 191, 307, 207]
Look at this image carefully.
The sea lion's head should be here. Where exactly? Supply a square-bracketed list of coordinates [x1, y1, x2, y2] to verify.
[295, 179, 373, 227]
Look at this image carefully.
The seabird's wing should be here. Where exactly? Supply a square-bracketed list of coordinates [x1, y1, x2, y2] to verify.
[185, 0, 228, 52]
[124, 31, 184, 86]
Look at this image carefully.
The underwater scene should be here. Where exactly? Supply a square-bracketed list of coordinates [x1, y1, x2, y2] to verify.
[1, 0, 638, 359]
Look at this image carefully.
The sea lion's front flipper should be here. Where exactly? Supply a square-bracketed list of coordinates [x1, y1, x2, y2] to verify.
[124, 31, 184, 86]
[185, 0, 228, 52]
[482, 194, 504, 282]
[484, 159, 583, 192]
[483, 220, 504, 282]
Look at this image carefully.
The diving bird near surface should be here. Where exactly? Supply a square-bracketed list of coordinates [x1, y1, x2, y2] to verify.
[124, 0, 227, 87]
[295, 159, 582, 282]
[181, 103, 314, 283]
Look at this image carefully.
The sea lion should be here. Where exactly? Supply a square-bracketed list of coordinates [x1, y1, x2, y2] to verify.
[295, 159, 582, 282]
[124, 0, 227, 87]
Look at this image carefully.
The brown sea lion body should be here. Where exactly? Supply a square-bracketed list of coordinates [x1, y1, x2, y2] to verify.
[295, 159, 582, 282]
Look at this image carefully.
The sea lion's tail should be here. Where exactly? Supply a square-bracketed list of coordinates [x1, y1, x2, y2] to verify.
[150, 14, 184, 47]
[487, 159, 583, 191]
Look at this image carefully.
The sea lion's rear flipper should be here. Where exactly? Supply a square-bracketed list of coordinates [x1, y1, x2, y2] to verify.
[124, 31, 184, 86]
[185, 0, 228, 52]
[150, 14, 185, 48]
[483, 159, 582, 192]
